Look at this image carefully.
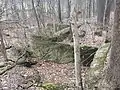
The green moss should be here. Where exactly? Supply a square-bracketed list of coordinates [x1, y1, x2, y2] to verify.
[40, 83, 64, 90]
[32, 40, 74, 63]
[31, 35, 97, 65]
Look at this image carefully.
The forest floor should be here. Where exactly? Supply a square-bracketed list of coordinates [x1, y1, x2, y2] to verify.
[0, 16, 113, 89]
[0, 60, 88, 90]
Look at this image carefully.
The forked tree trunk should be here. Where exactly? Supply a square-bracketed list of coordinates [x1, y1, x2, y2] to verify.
[71, 1, 84, 89]
[71, 17, 83, 90]
[105, 0, 120, 89]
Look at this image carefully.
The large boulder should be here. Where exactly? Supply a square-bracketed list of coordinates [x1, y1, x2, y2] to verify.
[31, 35, 98, 66]
[85, 43, 110, 89]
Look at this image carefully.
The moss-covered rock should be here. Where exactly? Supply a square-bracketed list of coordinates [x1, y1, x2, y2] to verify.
[31, 35, 98, 66]
[85, 43, 110, 89]
[40, 83, 64, 90]
[32, 36, 74, 63]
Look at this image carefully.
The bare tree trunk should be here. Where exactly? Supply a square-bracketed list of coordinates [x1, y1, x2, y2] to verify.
[88, 0, 92, 18]
[4, 0, 8, 20]
[103, 0, 112, 25]
[71, 1, 84, 89]
[92, 0, 95, 17]
[21, 0, 27, 20]
[74, 0, 81, 21]
[31, 0, 41, 31]
[71, 18, 83, 90]
[36, 1, 45, 28]
[86, 0, 92, 18]
[66, 0, 71, 18]
[105, 0, 120, 89]
[0, 29, 8, 61]
[97, 0, 106, 24]
[103, 0, 113, 42]
[58, 0, 62, 23]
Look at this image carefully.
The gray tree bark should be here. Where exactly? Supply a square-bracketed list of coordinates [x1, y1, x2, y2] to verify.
[0, 29, 8, 61]
[105, 0, 120, 89]
[92, 0, 95, 16]
[74, 0, 81, 21]
[97, 0, 106, 24]
[103, 0, 113, 25]
[31, 0, 41, 31]
[71, 0, 84, 90]
[66, 0, 71, 18]
[58, 0, 62, 23]
[103, 0, 113, 42]
[21, 0, 27, 20]
[71, 17, 83, 90]
[88, 0, 92, 18]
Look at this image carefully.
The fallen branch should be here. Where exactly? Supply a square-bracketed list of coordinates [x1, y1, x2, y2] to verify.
[0, 46, 28, 75]
[0, 63, 16, 75]
[53, 27, 70, 37]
